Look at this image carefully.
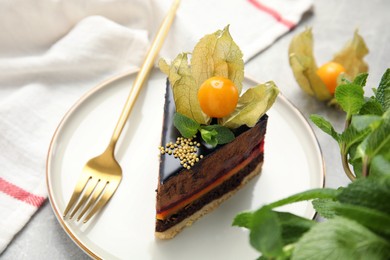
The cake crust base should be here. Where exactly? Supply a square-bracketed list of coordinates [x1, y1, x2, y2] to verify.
[155, 161, 264, 239]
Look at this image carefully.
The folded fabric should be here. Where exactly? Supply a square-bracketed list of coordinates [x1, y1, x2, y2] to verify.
[0, 0, 312, 254]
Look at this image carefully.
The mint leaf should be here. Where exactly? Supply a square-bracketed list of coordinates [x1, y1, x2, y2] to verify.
[232, 211, 253, 229]
[355, 110, 390, 162]
[370, 154, 390, 177]
[335, 83, 365, 118]
[292, 217, 390, 260]
[233, 211, 314, 250]
[334, 204, 390, 239]
[337, 176, 390, 214]
[312, 198, 341, 219]
[199, 128, 218, 147]
[353, 72, 369, 87]
[201, 125, 235, 144]
[173, 112, 200, 138]
[173, 113, 236, 147]
[376, 68, 390, 111]
[250, 207, 284, 257]
[360, 98, 383, 116]
[276, 212, 315, 245]
[348, 143, 363, 178]
[351, 114, 382, 131]
[310, 114, 340, 141]
[340, 125, 371, 154]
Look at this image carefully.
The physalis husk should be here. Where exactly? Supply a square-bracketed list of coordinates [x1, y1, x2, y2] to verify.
[159, 26, 278, 128]
[289, 28, 369, 102]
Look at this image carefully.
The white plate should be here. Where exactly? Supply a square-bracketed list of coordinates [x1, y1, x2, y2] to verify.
[46, 69, 325, 260]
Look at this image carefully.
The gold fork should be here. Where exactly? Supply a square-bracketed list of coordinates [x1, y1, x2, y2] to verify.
[63, 0, 180, 223]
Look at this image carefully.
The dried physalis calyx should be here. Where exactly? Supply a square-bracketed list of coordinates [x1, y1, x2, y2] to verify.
[288, 28, 369, 104]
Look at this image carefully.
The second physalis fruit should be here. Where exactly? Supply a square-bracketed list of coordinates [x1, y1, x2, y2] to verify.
[316, 62, 346, 95]
[198, 76, 239, 118]
[289, 28, 369, 102]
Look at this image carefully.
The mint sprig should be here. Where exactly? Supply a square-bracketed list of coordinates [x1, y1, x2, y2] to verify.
[233, 176, 390, 260]
[173, 112, 200, 138]
[311, 68, 390, 178]
[233, 69, 390, 260]
[173, 112, 235, 147]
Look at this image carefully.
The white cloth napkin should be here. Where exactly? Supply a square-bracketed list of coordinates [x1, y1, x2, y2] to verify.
[0, 0, 312, 253]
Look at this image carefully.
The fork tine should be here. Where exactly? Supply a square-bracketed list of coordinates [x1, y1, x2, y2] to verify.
[83, 182, 118, 223]
[76, 180, 107, 221]
[63, 174, 91, 217]
[69, 177, 98, 219]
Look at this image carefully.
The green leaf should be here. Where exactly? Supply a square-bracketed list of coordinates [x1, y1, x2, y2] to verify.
[233, 210, 314, 252]
[345, 114, 384, 161]
[351, 114, 382, 131]
[232, 211, 253, 229]
[310, 114, 340, 141]
[351, 161, 363, 178]
[200, 125, 235, 145]
[191, 25, 244, 94]
[268, 188, 339, 209]
[288, 28, 331, 101]
[359, 98, 383, 116]
[220, 81, 279, 128]
[340, 124, 371, 154]
[172, 114, 236, 147]
[292, 217, 390, 260]
[335, 83, 365, 117]
[353, 72, 369, 87]
[312, 198, 341, 219]
[334, 204, 390, 239]
[332, 30, 369, 79]
[337, 176, 390, 214]
[348, 143, 363, 178]
[276, 212, 315, 245]
[376, 68, 390, 111]
[173, 112, 200, 138]
[250, 207, 284, 257]
[355, 110, 390, 161]
[199, 128, 218, 147]
[370, 154, 390, 177]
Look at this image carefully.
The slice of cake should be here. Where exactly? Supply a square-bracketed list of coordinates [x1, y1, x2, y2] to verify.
[156, 82, 268, 239]
[155, 26, 278, 239]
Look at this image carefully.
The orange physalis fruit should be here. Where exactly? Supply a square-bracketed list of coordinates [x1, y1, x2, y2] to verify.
[198, 77, 239, 118]
[316, 62, 346, 95]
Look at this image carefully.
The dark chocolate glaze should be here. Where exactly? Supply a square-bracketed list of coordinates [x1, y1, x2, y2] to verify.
[159, 80, 263, 183]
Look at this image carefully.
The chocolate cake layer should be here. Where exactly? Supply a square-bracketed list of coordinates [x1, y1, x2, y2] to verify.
[156, 144, 264, 232]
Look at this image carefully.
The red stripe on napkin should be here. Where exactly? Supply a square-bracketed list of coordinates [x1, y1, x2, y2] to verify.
[247, 0, 296, 29]
[0, 177, 45, 207]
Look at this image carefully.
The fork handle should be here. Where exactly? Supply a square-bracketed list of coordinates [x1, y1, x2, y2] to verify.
[108, 0, 180, 151]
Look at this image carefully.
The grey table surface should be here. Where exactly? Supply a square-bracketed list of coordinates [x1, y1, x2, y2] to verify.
[2, 0, 389, 259]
